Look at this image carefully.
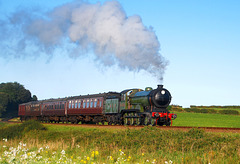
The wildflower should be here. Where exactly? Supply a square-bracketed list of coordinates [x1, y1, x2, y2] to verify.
[87, 157, 90, 160]
[95, 151, 99, 156]
[3, 138, 7, 142]
[142, 153, 144, 156]
[61, 150, 66, 155]
[108, 156, 114, 161]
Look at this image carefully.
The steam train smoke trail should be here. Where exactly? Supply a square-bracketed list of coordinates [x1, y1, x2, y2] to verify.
[0, 1, 168, 82]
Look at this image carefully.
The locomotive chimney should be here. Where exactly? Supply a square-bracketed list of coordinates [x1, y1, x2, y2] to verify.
[157, 85, 163, 89]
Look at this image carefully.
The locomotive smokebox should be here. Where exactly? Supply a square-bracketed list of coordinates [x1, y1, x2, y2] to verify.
[151, 84, 171, 108]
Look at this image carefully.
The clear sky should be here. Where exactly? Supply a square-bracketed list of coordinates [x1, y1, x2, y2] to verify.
[0, 0, 239, 107]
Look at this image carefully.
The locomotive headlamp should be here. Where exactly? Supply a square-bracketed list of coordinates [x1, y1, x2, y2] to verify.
[161, 90, 165, 95]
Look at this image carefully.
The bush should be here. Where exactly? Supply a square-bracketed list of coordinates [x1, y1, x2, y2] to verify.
[207, 109, 217, 114]
[184, 108, 192, 112]
[199, 108, 208, 113]
[218, 110, 239, 115]
[0, 120, 46, 139]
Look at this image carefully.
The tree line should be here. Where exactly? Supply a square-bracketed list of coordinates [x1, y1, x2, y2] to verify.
[0, 82, 37, 119]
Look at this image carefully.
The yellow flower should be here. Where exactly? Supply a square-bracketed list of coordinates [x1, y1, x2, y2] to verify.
[142, 153, 144, 156]
[71, 156, 73, 159]
[95, 151, 99, 156]
[119, 149, 122, 152]
[91, 153, 94, 158]
[87, 157, 90, 160]
[128, 156, 131, 159]
[84, 161, 87, 164]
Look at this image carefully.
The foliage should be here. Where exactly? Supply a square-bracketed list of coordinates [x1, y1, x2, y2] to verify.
[0, 82, 37, 118]
[0, 124, 239, 163]
[0, 120, 46, 139]
[219, 109, 239, 115]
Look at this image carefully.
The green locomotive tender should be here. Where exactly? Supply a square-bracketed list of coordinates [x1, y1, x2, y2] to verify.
[19, 85, 177, 126]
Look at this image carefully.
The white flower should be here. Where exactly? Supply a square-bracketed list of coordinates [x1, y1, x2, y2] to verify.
[61, 150, 65, 155]
[3, 138, 7, 142]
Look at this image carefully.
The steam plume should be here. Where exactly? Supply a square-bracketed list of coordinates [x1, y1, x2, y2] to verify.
[0, 1, 168, 82]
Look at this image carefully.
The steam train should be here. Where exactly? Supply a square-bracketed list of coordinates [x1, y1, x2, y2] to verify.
[19, 85, 177, 126]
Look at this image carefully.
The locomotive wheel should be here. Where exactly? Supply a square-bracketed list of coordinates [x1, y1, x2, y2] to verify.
[123, 113, 130, 125]
[143, 116, 149, 125]
[130, 118, 134, 125]
[165, 119, 171, 126]
[150, 118, 156, 126]
[133, 113, 141, 126]
[130, 113, 135, 125]
[136, 117, 141, 126]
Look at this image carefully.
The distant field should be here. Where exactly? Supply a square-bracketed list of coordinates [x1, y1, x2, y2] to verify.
[172, 112, 240, 128]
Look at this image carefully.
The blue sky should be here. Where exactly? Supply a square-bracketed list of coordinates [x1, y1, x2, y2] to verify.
[0, 0, 239, 107]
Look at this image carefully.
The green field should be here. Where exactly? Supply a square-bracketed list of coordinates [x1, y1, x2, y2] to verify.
[172, 112, 240, 128]
[0, 120, 240, 164]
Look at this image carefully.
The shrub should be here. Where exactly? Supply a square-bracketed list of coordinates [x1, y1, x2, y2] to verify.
[218, 110, 239, 115]
[207, 109, 217, 114]
[200, 108, 208, 113]
[0, 120, 46, 139]
[184, 108, 192, 112]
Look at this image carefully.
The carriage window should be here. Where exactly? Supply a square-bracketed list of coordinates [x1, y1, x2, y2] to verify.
[90, 101, 93, 108]
[94, 100, 97, 108]
[75, 101, 78, 108]
[72, 101, 74, 108]
[99, 100, 102, 107]
[83, 102, 86, 108]
[69, 101, 71, 109]
[87, 102, 90, 108]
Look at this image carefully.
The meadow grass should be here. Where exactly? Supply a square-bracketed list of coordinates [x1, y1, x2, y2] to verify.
[172, 112, 240, 128]
[0, 121, 240, 164]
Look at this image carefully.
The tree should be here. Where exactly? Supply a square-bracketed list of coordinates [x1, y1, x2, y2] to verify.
[0, 82, 37, 118]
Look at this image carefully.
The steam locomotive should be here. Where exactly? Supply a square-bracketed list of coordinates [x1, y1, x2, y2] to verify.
[19, 85, 177, 126]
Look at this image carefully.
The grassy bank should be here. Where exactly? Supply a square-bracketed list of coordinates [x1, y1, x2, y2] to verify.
[0, 121, 240, 163]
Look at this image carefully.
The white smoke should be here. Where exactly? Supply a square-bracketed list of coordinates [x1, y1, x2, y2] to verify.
[0, 0, 168, 82]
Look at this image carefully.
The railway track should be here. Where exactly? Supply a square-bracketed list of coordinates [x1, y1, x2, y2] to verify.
[2, 121, 239, 133]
